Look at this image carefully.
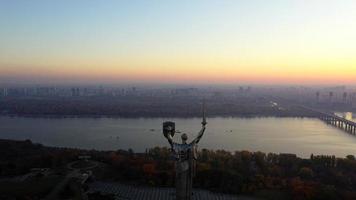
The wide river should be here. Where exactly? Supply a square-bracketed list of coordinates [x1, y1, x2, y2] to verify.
[0, 116, 355, 158]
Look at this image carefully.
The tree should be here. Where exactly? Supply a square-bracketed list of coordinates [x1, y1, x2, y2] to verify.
[299, 167, 314, 180]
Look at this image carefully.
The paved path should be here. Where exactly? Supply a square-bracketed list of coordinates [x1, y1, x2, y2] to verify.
[67, 160, 98, 170]
[45, 160, 97, 200]
[44, 170, 80, 200]
[88, 181, 261, 200]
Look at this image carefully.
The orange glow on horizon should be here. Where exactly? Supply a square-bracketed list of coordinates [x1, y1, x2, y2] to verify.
[1, 60, 355, 85]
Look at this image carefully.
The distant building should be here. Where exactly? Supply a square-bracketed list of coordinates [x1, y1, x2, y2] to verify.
[329, 91, 334, 103]
[352, 93, 356, 109]
[7, 88, 27, 97]
[98, 86, 104, 96]
[343, 92, 347, 102]
[71, 88, 80, 96]
[2, 88, 8, 97]
[278, 153, 297, 167]
[246, 86, 252, 92]
[78, 155, 91, 161]
[316, 91, 320, 103]
[35, 87, 57, 96]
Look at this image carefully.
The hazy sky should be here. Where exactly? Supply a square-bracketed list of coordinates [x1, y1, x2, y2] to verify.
[1, 0, 356, 85]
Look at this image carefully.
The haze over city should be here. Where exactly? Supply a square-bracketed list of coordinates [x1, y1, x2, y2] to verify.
[1, 0, 356, 85]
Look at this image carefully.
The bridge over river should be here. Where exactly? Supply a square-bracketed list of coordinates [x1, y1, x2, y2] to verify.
[301, 106, 356, 135]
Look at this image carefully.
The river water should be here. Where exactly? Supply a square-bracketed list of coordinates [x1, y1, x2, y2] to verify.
[0, 116, 355, 158]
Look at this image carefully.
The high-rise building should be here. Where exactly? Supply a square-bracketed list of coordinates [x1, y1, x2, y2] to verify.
[3, 88, 8, 97]
[352, 93, 356, 109]
[343, 92, 347, 103]
[238, 86, 244, 93]
[316, 91, 320, 103]
[329, 91, 333, 103]
[71, 88, 76, 97]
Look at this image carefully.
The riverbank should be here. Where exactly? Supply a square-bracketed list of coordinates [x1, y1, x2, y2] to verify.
[0, 95, 318, 119]
[0, 139, 355, 200]
[0, 112, 315, 119]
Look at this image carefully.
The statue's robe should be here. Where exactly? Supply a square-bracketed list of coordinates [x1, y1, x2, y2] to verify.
[172, 142, 198, 200]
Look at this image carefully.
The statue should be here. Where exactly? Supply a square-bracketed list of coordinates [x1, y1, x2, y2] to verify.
[163, 103, 207, 200]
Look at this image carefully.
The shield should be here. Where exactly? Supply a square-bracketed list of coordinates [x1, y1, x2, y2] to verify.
[163, 121, 175, 138]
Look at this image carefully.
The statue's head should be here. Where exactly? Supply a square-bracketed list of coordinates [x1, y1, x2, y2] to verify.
[181, 133, 188, 144]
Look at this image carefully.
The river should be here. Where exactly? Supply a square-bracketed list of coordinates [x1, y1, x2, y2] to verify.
[0, 116, 355, 158]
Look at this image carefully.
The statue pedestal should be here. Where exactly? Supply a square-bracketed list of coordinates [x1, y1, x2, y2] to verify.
[176, 160, 193, 200]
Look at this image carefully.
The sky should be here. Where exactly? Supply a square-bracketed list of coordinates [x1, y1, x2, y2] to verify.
[1, 0, 356, 85]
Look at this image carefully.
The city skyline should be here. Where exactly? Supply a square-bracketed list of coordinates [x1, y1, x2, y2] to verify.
[1, 0, 356, 85]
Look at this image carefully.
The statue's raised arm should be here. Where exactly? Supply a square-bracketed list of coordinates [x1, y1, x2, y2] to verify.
[166, 132, 173, 147]
[163, 121, 175, 147]
[191, 102, 207, 145]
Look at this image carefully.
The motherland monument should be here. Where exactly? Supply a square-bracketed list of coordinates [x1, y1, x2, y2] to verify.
[163, 102, 207, 200]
